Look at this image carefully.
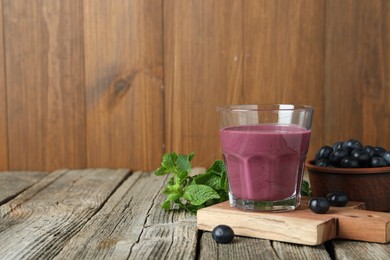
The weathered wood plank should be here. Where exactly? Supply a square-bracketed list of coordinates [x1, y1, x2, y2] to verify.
[3, 0, 86, 171]
[272, 241, 331, 260]
[54, 171, 198, 260]
[0, 169, 129, 259]
[324, 0, 390, 148]
[0, 1, 8, 171]
[52, 171, 160, 259]
[243, 0, 325, 161]
[0, 170, 387, 259]
[164, 0, 244, 167]
[0, 171, 47, 205]
[332, 240, 390, 260]
[84, 0, 164, 170]
[200, 233, 279, 260]
[130, 175, 198, 259]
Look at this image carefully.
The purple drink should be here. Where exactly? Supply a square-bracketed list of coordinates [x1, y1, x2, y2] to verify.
[220, 124, 311, 203]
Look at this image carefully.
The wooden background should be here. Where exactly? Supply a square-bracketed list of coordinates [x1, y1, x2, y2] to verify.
[0, 0, 389, 171]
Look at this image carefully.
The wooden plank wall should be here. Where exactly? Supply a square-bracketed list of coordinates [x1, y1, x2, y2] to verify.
[0, 0, 389, 171]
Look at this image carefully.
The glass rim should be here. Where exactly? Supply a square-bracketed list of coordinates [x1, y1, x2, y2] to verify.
[216, 104, 314, 112]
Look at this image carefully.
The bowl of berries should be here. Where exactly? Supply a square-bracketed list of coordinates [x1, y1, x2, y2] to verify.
[305, 139, 390, 212]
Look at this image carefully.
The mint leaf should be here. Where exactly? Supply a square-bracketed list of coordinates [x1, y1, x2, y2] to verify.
[162, 153, 177, 170]
[155, 153, 178, 176]
[162, 193, 182, 209]
[155, 152, 228, 214]
[176, 154, 192, 177]
[155, 167, 167, 176]
[301, 180, 311, 197]
[207, 160, 225, 176]
[193, 172, 221, 190]
[183, 184, 220, 206]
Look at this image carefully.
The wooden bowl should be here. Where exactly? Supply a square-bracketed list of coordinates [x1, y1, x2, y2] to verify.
[305, 160, 390, 212]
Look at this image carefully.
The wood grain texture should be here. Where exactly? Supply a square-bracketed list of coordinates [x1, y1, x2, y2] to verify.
[198, 200, 390, 245]
[200, 233, 280, 260]
[273, 241, 331, 260]
[0, 169, 129, 259]
[130, 175, 198, 259]
[3, 0, 86, 171]
[54, 171, 194, 260]
[243, 0, 325, 161]
[332, 240, 390, 260]
[0, 1, 389, 171]
[84, 0, 164, 170]
[200, 235, 332, 260]
[0, 171, 47, 205]
[53, 171, 161, 259]
[0, 169, 387, 259]
[0, 1, 8, 171]
[197, 201, 337, 245]
[324, 0, 390, 148]
[164, 0, 244, 167]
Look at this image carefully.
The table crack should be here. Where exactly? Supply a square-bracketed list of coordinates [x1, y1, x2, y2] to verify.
[127, 174, 167, 259]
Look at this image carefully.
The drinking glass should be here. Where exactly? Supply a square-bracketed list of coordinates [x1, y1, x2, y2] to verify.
[218, 104, 314, 211]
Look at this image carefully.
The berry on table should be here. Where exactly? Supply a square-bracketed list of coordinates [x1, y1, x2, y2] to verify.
[309, 197, 330, 214]
[327, 192, 348, 207]
[212, 225, 235, 244]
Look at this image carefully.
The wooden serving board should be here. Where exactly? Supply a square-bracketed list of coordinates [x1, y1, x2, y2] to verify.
[197, 198, 390, 245]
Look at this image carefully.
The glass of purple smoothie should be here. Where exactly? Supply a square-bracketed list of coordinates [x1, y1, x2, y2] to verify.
[217, 104, 314, 212]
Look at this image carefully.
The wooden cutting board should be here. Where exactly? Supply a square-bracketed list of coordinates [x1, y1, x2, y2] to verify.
[197, 198, 390, 245]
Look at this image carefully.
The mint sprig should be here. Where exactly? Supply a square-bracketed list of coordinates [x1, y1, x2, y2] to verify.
[155, 152, 311, 214]
[301, 179, 312, 197]
[155, 152, 228, 214]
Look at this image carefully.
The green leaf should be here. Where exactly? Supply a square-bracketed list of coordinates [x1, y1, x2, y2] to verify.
[155, 167, 167, 176]
[301, 180, 311, 197]
[166, 192, 181, 202]
[177, 154, 192, 174]
[193, 172, 221, 191]
[163, 183, 181, 194]
[161, 153, 178, 171]
[207, 160, 225, 176]
[188, 152, 195, 162]
[183, 184, 220, 206]
[162, 199, 171, 210]
[221, 170, 229, 192]
[155, 152, 229, 214]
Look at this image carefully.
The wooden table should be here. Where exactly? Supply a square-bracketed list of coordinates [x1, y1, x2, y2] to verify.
[1, 169, 389, 260]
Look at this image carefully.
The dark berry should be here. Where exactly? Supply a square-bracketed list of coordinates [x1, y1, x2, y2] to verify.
[212, 225, 234, 244]
[342, 139, 363, 151]
[373, 146, 386, 157]
[315, 159, 331, 167]
[315, 146, 334, 162]
[383, 151, 390, 165]
[309, 197, 330, 214]
[350, 148, 370, 167]
[327, 192, 348, 207]
[363, 145, 375, 157]
[370, 157, 388, 168]
[340, 156, 360, 168]
[329, 148, 349, 165]
[332, 141, 344, 151]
